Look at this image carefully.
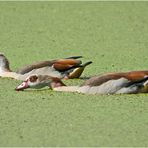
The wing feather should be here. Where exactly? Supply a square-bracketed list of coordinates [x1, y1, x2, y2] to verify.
[84, 71, 148, 87]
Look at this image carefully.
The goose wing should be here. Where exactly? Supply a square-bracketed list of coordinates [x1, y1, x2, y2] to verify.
[17, 56, 82, 74]
[84, 71, 148, 87]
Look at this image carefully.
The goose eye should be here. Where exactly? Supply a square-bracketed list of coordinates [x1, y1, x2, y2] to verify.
[29, 75, 38, 82]
[20, 82, 26, 87]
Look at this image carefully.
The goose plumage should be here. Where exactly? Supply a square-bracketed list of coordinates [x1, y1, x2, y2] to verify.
[15, 70, 148, 94]
[0, 53, 92, 80]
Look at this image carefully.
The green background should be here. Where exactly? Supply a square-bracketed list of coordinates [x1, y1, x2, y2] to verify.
[0, 1, 148, 146]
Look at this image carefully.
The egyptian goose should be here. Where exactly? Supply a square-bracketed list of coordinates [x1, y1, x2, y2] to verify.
[15, 70, 148, 94]
[0, 53, 92, 80]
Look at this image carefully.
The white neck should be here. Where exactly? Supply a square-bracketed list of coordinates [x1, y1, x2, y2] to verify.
[53, 86, 80, 93]
[0, 71, 26, 80]
[0, 67, 9, 73]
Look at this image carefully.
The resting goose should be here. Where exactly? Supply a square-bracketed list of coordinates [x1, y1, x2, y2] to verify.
[0, 53, 92, 80]
[15, 70, 148, 94]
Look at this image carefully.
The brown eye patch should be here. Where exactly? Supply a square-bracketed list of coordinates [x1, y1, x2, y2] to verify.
[29, 75, 38, 82]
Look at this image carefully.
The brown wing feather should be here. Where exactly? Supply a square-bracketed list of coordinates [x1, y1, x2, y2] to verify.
[55, 59, 81, 65]
[17, 59, 81, 74]
[17, 60, 55, 74]
[84, 71, 148, 87]
[125, 71, 148, 81]
[53, 59, 82, 71]
[53, 63, 75, 71]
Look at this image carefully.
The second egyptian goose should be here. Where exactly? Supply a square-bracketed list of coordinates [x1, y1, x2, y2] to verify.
[0, 53, 92, 80]
[15, 70, 148, 94]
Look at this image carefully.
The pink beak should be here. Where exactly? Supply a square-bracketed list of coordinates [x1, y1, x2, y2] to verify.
[15, 81, 30, 91]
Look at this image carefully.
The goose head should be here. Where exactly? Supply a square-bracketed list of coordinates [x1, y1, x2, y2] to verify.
[15, 74, 66, 91]
[0, 53, 11, 73]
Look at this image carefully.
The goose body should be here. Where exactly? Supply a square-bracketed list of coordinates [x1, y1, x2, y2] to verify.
[16, 70, 148, 94]
[0, 54, 92, 80]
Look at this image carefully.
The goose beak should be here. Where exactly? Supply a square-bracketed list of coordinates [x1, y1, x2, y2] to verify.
[15, 81, 30, 91]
